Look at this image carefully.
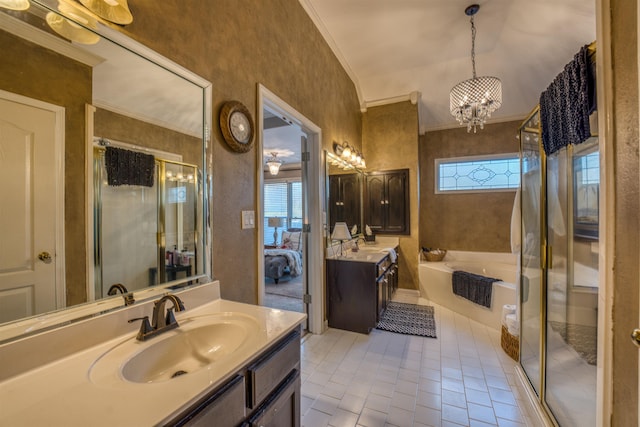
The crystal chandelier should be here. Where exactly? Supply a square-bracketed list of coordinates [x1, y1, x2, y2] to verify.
[450, 4, 502, 133]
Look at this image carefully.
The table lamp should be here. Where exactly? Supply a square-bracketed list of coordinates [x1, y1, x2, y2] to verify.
[268, 217, 285, 246]
[331, 222, 352, 257]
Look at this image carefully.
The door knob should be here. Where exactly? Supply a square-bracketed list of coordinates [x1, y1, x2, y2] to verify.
[38, 251, 52, 264]
[631, 329, 640, 347]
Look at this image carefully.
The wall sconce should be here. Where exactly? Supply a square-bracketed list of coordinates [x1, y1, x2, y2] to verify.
[331, 221, 352, 258]
[79, 0, 133, 25]
[0, 0, 30, 10]
[266, 152, 283, 176]
[332, 141, 366, 169]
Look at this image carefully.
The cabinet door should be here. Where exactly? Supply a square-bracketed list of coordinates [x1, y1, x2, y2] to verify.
[365, 175, 385, 233]
[385, 172, 409, 234]
[327, 259, 377, 334]
[340, 174, 361, 232]
[328, 175, 342, 233]
[247, 370, 300, 427]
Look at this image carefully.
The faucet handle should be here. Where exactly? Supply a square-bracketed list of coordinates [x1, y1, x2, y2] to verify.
[165, 308, 178, 327]
[128, 316, 153, 341]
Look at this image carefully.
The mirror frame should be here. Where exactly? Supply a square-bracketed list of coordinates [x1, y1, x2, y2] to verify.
[0, 1, 213, 343]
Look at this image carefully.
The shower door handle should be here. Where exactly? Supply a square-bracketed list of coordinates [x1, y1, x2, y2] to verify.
[631, 329, 640, 348]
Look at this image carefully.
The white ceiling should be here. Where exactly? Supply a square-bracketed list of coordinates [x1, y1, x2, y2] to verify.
[300, 0, 596, 133]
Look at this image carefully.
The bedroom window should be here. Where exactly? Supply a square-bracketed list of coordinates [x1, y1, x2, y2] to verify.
[264, 180, 302, 246]
[435, 153, 520, 193]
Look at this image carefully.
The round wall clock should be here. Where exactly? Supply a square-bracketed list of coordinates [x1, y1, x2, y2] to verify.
[219, 100, 255, 153]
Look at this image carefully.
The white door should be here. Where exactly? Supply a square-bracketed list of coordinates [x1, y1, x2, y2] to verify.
[0, 93, 63, 323]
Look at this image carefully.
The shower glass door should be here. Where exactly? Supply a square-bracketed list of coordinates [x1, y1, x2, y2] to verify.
[545, 140, 598, 427]
[95, 151, 199, 295]
[158, 161, 199, 285]
[520, 110, 544, 396]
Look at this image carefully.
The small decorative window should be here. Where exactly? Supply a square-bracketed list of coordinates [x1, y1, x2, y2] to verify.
[435, 153, 520, 193]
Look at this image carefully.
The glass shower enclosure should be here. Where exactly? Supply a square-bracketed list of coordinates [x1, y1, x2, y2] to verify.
[519, 107, 599, 426]
[93, 146, 200, 298]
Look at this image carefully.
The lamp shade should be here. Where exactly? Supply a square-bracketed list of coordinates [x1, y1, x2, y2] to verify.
[268, 217, 285, 228]
[79, 0, 133, 25]
[331, 222, 351, 241]
[46, 1, 100, 45]
[0, 0, 30, 10]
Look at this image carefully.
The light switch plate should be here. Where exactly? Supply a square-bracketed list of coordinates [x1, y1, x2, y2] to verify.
[241, 210, 255, 229]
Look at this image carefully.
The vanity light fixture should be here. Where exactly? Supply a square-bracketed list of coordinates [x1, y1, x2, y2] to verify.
[331, 222, 352, 258]
[79, 0, 133, 25]
[449, 4, 502, 133]
[266, 152, 283, 176]
[166, 170, 195, 183]
[0, 0, 29, 10]
[46, 0, 100, 45]
[332, 141, 366, 169]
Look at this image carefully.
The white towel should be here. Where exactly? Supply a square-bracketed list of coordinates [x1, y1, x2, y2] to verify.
[510, 188, 521, 254]
[501, 304, 516, 326]
[383, 248, 397, 263]
[505, 313, 519, 336]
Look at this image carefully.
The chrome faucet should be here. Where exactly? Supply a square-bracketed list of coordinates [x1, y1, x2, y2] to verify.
[128, 294, 186, 341]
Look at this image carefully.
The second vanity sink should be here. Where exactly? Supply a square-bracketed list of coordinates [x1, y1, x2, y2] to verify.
[89, 312, 262, 385]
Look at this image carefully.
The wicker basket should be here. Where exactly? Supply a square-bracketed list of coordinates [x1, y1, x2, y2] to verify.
[501, 325, 520, 361]
[424, 250, 446, 262]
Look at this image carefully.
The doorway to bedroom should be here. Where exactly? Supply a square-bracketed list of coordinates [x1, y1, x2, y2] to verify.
[257, 85, 324, 334]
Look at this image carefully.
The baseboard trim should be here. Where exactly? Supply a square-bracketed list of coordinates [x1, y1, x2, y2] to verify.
[395, 288, 420, 297]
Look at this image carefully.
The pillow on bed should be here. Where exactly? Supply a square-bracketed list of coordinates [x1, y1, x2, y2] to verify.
[281, 231, 301, 251]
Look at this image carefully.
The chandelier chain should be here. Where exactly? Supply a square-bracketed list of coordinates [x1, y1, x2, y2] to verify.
[470, 15, 477, 79]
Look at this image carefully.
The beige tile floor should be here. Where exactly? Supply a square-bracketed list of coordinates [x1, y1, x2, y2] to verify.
[300, 291, 533, 427]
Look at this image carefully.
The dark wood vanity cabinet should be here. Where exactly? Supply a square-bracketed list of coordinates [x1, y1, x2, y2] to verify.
[365, 169, 409, 235]
[328, 173, 361, 233]
[327, 255, 397, 334]
[168, 328, 301, 427]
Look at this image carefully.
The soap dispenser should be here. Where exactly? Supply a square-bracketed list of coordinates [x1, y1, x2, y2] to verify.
[173, 245, 180, 266]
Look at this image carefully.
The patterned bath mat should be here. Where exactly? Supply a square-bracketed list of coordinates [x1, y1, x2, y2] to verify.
[376, 302, 437, 338]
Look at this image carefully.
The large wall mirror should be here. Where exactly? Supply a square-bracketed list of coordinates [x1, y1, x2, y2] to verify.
[326, 151, 364, 245]
[0, 0, 212, 342]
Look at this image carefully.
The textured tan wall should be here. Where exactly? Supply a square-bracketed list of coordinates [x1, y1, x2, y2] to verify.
[362, 102, 419, 290]
[121, 0, 362, 303]
[610, 0, 639, 423]
[0, 29, 91, 306]
[419, 121, 521, 253]
[94, 109, 201, 165]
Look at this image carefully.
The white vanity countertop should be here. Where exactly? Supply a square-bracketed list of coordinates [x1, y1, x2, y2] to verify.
[328, 237, 400, 264]
[0, 284, 306, 426]
[330, 249, 389, 264]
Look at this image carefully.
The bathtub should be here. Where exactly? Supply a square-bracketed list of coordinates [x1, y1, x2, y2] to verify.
[418, 251, 518, 330]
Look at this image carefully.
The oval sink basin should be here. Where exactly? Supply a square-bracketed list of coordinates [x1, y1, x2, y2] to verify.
[90, 312, 261, 384]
